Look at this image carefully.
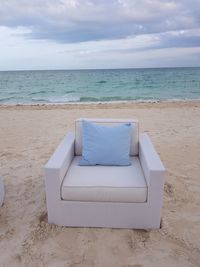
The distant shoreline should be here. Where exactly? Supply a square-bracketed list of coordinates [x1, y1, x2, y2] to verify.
[1, 98, 200, 107]
[1, 98, 200, 106]
[1, 99, 200, 110]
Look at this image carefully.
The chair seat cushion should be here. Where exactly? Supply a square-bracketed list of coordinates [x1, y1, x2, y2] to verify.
[61, 156, 147, 203]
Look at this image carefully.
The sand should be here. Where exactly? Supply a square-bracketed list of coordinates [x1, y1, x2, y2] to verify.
[0, 101, 200, 267]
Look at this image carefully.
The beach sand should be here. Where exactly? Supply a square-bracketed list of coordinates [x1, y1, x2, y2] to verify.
[0, 101, 200, 267]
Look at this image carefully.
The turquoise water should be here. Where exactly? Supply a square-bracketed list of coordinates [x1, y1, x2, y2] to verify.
[0, 67, 200, 104]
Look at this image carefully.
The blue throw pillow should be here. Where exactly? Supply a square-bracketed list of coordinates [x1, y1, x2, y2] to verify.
[79, 120, 132, 166]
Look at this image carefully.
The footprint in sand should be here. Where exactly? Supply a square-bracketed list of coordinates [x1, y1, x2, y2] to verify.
[164, 182, 174, 197]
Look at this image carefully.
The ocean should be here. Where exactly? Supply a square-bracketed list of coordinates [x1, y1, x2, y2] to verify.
[0, 67, 200, 104]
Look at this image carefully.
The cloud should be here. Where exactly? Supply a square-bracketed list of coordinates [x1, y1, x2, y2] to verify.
[0, 0, 200, 70]
[0, 0, 200, 44]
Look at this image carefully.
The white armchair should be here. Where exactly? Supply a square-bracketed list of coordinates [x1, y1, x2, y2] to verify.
[44, 119, 165, 229]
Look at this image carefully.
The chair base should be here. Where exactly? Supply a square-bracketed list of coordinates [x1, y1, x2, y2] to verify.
[47, 200, 161, 229]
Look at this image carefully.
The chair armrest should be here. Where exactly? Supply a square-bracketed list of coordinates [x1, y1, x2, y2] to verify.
[44, 132, 75, 202]
[139, 133, 165, 187]
[139, 133, 165, 228]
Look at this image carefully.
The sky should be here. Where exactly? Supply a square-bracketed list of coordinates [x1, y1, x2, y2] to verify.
[0, 0, 200, 70]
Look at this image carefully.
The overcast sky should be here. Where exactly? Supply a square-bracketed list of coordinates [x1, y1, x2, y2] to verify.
[0, 0, 200, 70]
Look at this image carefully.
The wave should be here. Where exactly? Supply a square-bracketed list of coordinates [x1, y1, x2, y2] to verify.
[79, 95, 163, 102]
[24, 95, 200, 104]
[30, 90, 48, 95]
[80, 96, 127, 102]
[30, 90, 76, 96]
[31, 95, 80, 103]
[65, 90, 76, 94]
[96, 80, 107, 84]
[1, 97, 200, 106]
[0, 96, 16, 102]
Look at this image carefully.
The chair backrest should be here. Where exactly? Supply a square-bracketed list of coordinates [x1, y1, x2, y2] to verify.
[75, 118, 139, 156]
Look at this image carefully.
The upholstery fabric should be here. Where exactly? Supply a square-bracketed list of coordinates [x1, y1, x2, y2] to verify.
[62, 156, 147, 203]
[75, 118, 139, 156]
[79, 120, 131, 166]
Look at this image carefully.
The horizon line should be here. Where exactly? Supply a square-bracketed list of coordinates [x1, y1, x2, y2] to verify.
[0, 66, 200, 72]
